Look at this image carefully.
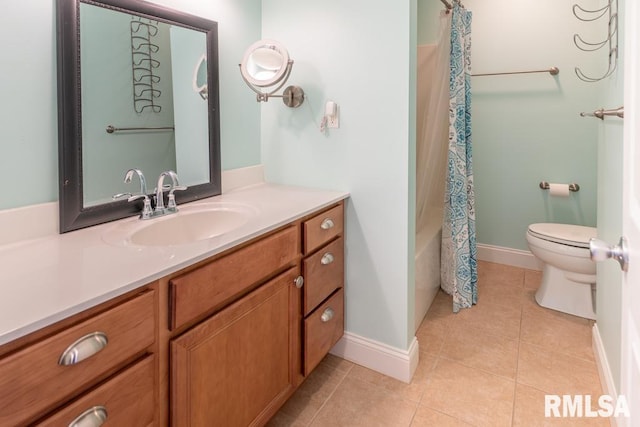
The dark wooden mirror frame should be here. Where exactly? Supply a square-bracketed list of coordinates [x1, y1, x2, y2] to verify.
[56, 0, 221, 233]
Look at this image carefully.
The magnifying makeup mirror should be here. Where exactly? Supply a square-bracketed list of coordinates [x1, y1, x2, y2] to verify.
[239, 39, 304, 107]
[193, 53, 208, 100]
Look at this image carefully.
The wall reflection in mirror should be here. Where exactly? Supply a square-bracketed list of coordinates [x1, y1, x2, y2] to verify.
[57, 0, 221, 232]
[80, 3, 208, 207]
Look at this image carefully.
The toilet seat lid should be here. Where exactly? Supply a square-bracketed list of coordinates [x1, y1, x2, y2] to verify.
[528, 223, 597, 248]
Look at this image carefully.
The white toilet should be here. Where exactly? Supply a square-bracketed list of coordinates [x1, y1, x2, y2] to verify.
[526, 223, 597, 320]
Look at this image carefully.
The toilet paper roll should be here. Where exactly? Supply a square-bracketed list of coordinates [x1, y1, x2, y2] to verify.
[548, 183, 570, 197]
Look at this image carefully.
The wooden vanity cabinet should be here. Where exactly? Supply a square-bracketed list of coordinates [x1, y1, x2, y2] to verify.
[0, 288, 158, 426]
[0, 200, 346, 427]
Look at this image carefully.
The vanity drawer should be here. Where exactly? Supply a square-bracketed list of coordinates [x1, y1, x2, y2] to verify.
[304, 288, 344, 376]
[302, 237, 344, 315]
[36, 355, 155, 426]
[303, 204, 344, 254]
[0, 290, 155, 426]
[170, 225, 299, 330]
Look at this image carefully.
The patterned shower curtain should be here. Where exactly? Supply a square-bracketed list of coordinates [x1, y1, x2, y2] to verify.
[440, 2, 477, 312]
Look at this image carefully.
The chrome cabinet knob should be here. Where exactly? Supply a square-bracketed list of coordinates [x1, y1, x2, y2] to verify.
[589, 237, 629, 272]
[58, 332, 108, 366]
[68, 406, 108, 427]
[320, 307, 335, 323]
[320, 219, 335, 230]
[321, 253, 335, 265]
[294, 275, 304, 289]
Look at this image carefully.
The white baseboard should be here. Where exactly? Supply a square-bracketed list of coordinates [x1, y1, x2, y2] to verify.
[477, 243, 542, 271]
[330, 332, 419, 384]
[592, 323, 619, 427]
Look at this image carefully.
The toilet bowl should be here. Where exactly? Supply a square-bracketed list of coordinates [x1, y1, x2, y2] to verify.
[526, 223, 597, 320]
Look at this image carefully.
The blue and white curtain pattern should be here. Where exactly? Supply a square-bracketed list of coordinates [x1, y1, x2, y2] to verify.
[441, 2, 478, 312]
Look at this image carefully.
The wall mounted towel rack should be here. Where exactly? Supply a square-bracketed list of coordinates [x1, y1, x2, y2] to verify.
[573, 0, 618, 82]
[106, 125, 175, 134]
[579, 106, 624, 120]
[472, 67, 559, 77]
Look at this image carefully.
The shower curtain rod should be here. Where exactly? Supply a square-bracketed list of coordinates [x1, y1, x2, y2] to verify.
[440, 0, 453, 10]
[440, 0, 464, 11]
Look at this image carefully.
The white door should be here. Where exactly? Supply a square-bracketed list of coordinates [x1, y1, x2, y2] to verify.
[621, 0, 640, 424]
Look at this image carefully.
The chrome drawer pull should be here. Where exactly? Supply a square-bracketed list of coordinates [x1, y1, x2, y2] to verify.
[320, 307, 335, 323]
[294, 275, 304, 289]
[320, 218, 335, 230]
[321, 253, 335, 265]
[68, 406, 108, 427]
[58, 332, 108, 366]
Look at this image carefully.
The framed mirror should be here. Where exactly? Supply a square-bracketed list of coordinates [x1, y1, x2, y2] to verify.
[57, 0, 221, 233]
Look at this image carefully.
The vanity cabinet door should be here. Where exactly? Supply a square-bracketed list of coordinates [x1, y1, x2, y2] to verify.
[171, 266, 301, 427]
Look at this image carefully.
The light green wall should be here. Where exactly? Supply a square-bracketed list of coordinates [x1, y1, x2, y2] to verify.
[419, 0, 600, 251]
[596, 0, 624, 393]
[170, 27, 210, 187]
[0, 0, 58, 209]
[0, 0, 262, 211]
[261, 0, 416, 350]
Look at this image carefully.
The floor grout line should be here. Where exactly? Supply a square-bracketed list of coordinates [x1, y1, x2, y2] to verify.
[303, 363, 353, 426]
[511, 303, 525, 426]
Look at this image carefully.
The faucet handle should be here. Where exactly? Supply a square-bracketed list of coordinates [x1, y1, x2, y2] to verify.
[112, 192, 133, 201]
[169, 185, 187, 194]
[167, 186, 187, 211]
[127, 194, 153, 219]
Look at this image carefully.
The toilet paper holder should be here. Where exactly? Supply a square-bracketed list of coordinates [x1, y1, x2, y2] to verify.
[539, 181, 580, 192]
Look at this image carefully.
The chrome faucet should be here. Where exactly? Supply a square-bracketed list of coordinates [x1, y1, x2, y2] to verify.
[154, 170, 187, 216]
[112, 168, 153, 219]
[113, 169, 187, 219]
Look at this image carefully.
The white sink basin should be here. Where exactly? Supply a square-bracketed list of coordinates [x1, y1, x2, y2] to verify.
[103, 202, 258, 247]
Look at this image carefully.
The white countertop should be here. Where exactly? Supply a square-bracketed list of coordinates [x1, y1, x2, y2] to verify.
[0, 183, 348, 346]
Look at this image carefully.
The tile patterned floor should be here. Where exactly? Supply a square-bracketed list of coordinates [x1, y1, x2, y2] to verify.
[268, 261, 609, 426]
